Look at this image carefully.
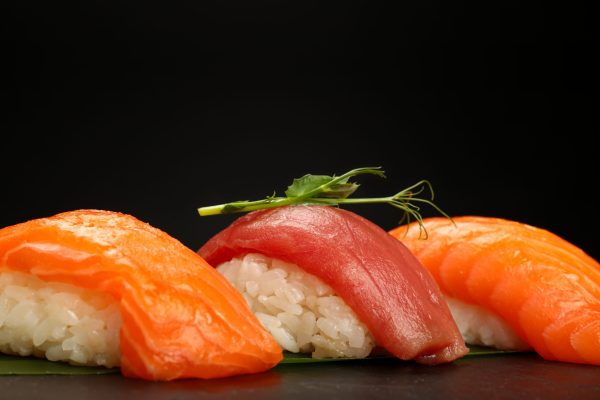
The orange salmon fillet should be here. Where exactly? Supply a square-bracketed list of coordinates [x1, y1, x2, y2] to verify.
[0, 210, 282, 380]
[390, 216, 600, 365]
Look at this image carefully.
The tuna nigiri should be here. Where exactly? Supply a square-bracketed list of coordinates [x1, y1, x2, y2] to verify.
[198, 205, 468, 364]
[390, 216, 600, 365]
[0, 210, 282, 380]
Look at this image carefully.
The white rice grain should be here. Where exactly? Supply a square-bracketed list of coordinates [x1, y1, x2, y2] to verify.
[0, 271, 121, 367]
[444, 296, 531, 350]
[216, 254, 375, 358]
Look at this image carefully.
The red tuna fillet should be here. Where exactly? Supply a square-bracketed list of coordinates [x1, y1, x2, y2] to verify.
[199, 205, 467, 364]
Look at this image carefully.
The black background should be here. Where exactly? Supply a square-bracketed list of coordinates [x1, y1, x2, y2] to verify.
[2, 2, 596, 259]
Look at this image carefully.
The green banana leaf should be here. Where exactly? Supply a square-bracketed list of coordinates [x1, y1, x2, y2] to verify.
[0, 345, 520, 375]
[278, 345, 520, 364]
[0, 354, 119, 375]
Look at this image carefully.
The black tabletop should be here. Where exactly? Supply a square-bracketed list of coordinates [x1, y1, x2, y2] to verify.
[2, 353, 599, 400]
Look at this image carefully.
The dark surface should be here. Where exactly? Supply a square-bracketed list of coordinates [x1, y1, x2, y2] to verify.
[1, 354, 600, 400]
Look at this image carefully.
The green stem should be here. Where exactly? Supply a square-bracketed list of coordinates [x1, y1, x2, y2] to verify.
[333, 196, 393, 205]
[298, 167, 384, 200]
[198, 197, 295, 216]
[198, 205, 232, 216]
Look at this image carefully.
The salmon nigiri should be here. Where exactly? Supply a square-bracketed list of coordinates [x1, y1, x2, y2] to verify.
[0, 210, 282, 380]
[199, 205, 468, 364]
[390, 216, 600, 365]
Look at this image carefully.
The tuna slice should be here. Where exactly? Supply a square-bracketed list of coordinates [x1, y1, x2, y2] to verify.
[198, 205, 468, 364]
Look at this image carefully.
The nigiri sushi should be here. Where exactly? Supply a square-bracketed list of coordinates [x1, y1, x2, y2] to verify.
[390, 216, 600, 365]
[0, 210, 282, 380]
[198, 205, 468, 364]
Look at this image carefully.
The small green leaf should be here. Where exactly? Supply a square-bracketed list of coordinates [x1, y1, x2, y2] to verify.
[319, 182, 360, 199]
[285, 174, 336, 198]
[279, 352, 391, 364]
[278, 345, 524, 364]
[464, 345, 522, 356]
[0, 344, 526, 375]
[0, 354, 119, 375]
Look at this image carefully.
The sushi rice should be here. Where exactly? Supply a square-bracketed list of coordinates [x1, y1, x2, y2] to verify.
[0, 254, 528, 369]
[217, 253, 376, 358]
[0, 271, 121, 367]
[444, 296, 530, 351]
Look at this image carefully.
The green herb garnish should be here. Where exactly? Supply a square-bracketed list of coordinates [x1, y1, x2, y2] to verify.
[198, 166, 449, 237]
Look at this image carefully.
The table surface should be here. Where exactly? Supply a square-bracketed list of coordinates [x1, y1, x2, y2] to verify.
[1, 353, 599, 400]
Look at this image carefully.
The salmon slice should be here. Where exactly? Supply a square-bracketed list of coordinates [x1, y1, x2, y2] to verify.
[199, 205, 468, 364]
[390, 216, 600, 365]
[0, 210, 282, 380]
